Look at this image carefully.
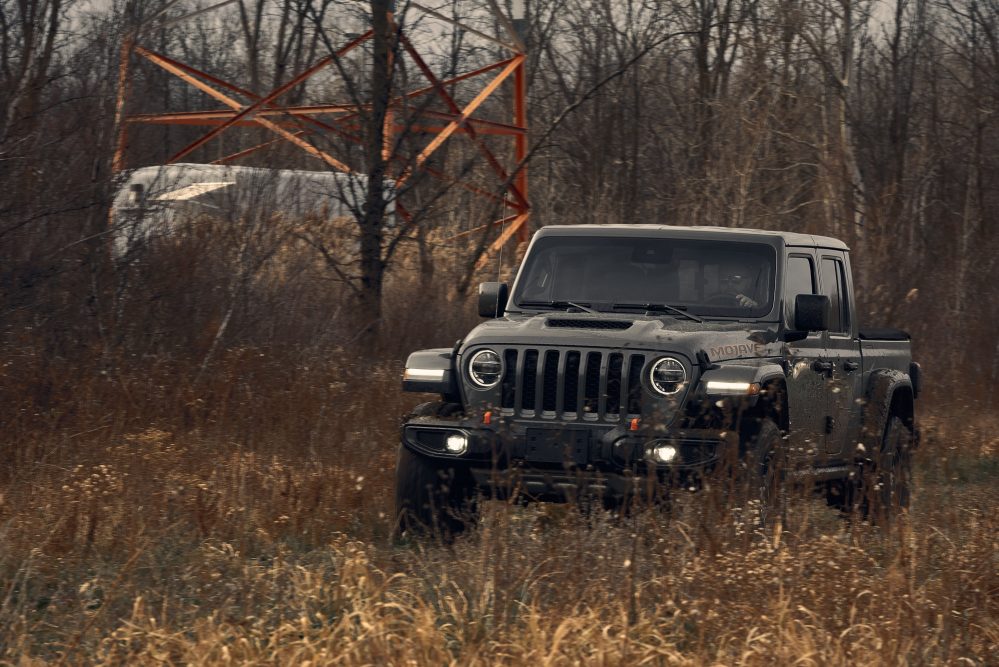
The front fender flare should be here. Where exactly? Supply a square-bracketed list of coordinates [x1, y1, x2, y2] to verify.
[699, 361, 785, 400]
[402, 348, 460, 401]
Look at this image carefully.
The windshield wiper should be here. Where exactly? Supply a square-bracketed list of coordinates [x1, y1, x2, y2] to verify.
[612, 302, 703, 323]
[518, 300, 599, 314]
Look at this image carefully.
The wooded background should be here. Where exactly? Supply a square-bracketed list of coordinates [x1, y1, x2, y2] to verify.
[2, 0, 998, 403]
[2, 3, 997, 662]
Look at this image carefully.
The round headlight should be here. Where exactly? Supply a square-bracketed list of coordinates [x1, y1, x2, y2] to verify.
[468, 349, 503, 388]
[445, 432, 469, 455]
[647, 443, 679, 464]
[649, 357, 687, 395]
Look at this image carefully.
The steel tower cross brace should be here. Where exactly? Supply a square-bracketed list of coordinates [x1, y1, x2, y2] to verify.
[111, 0, 530, 261]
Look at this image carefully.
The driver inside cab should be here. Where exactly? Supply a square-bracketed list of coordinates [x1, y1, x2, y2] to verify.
[716, 258, 759, 308]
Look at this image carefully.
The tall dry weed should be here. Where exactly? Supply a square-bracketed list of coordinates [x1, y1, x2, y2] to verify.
[0, 248, 995, 664]
[1, 383, 995, 664]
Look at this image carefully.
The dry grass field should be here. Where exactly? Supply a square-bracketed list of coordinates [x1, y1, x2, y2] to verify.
[6, 0, 999, 661]
[0, 343, 996, 665]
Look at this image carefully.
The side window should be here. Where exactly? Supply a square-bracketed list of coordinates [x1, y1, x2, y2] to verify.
[820, 257, 849, 333]
[784, 255, 815, 325]
[836, 260, 851, 331]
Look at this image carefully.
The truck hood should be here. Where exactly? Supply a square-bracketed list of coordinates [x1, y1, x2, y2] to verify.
[462, 313, 783, 363]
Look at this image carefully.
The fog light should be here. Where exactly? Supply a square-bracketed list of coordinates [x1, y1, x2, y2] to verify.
[648, 443, 678, 464]
[445, 432, 469, 455]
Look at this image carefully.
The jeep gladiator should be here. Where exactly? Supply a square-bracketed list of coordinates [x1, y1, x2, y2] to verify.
[396, 225, 920, 535]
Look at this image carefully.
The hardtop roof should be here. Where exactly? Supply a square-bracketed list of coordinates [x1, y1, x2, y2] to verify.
[534, 224, 849, 251]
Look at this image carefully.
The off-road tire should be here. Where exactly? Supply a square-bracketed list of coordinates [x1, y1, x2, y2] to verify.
[858, 415, 913, 522]
[825, 477, 856, 513]
[714, 417, 786, 531]
[393, 444, 476, 540]
[743, 417, 787, 531]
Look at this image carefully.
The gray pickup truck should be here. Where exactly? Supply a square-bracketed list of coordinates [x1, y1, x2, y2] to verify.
[396, 225, 920, 535]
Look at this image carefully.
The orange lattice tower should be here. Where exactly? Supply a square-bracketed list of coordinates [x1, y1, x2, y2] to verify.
[111, 0, 530, 261]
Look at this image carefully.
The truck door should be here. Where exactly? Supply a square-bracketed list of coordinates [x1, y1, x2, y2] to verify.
[782, 253, 828, 461]
[818, 253, 863, 459]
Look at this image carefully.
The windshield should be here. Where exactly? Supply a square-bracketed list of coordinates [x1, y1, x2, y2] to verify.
[512, 235, 777, 318]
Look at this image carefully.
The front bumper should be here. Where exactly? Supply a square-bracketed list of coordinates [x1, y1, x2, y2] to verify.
[402, 417, 736, 499]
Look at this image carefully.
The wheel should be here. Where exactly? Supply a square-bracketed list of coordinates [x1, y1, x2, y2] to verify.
[742, 418, 786, 531]
[714, 417, 785, 531]
[393, 444, 477, 540]
[825, 477, 856, 512]
[858, 416, 913, 522]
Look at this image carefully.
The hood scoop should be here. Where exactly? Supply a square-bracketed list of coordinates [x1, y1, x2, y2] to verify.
[545, 318, 633, 330]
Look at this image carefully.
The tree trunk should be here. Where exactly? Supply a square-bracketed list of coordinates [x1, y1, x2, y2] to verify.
[356, 0, 395, 336]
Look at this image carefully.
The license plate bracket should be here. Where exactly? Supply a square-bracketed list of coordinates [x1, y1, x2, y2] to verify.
[524, 428, 591, 465]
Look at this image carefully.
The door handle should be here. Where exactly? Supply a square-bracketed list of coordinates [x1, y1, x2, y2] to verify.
[843, 361, 860, 372]
[812, 360, 834, 374]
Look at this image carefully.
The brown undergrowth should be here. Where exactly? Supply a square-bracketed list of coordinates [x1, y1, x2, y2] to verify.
[0, 349, 996, 664]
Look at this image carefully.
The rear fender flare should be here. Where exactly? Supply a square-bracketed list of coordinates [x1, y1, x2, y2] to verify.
[861, 369, 914, 457]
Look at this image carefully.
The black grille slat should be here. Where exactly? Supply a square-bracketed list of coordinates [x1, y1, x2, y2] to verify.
[627, 354, 645, 415]
[547, 319, 633, 330]
[606, 353, 623, 415]
[583, 352, 601, 415]
[501, 349, 518, 409]
[542, 350, 559, 412]
[576, 352, 588, 417]
[597, 353, 610, 417]
[554, 352, 569, 414]
[533, 350, 546, 413]
[563, 352, 580, 414]
[513, 349, 526, 412]
[521, 350, 537, 413]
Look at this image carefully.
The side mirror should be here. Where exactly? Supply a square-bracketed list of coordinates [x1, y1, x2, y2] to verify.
[794, 293, 830, 332]
[478, 282, 509, 318]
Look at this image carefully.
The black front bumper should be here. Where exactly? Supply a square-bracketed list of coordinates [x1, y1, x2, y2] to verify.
[401, 417, 735, 500]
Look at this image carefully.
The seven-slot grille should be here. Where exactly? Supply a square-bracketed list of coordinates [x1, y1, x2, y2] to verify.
[497, 348, 647, 421]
